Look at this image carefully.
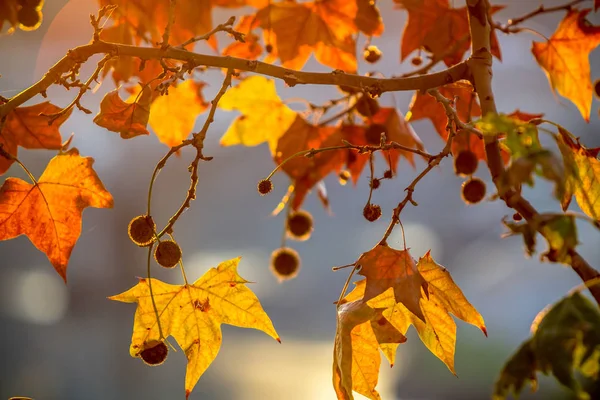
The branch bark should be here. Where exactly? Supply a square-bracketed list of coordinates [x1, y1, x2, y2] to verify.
[466, 0, 600, 304]
[0, 40, 468, 119]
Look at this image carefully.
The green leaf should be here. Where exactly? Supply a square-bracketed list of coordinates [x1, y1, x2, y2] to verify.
[533, 292, 600, 397]
[495, 293, 600, 399]
[557, 127, 600, 221]
[493, 340, 538, 400]
[476, 113, 541, 158]
[502, 214, 578, 265]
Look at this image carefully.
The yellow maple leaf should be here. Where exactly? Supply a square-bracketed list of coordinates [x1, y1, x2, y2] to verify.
[367, 250, 486, 374]
[149, 80, 208, 148]
[109, 257, 279, 398]
[339, 247, 485, 392]
[557, 127, 600, 221]
[532, 9, 600, 122]
[333, 297, 406, 400]
[219, 76, 297, 153]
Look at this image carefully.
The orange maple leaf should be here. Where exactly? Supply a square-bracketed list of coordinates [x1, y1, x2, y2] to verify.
[406, 83, 511, 163]
[532, 9, 600, 122]
[99, 0, 215, 48]
[0, 102, 71, 175]
[274, 116, 344, 210]
[357, 244, 429, 321]
[370, 107, 425, 173]
[255, 1, 358, 71]
[93, 85, 152, 139]
[339, 249, 485, 389]
[0, 148, 113, 280]
[340, 124, 370, 185]
[395, 0, 502, 66]
[99, 21, 168, 90]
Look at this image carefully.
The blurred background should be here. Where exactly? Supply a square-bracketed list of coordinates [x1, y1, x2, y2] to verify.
[1, 0, 599, 399]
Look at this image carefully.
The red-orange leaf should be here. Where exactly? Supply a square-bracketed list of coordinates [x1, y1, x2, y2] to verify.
[255, 1, 358, 71]
[93, 86, 152, 139]
[370, 107, 425, 173]
[274, 116, 344, 210]
[0, 102, 71, 175]
[395, 0, 502, 66]
[357, 244, 428, 321]
[532, 9, 600, 122]
[0, 148, 113, 280]
[100, 0, 215, 49]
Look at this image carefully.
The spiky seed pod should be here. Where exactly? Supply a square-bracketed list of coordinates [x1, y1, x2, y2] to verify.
[365, 124, 387, 145]
[154, 240, 182, 269]
[363, 45, 382, 63]
[356, 96, 380, 117]
[594, 80, 600, 99]
[363, 203, 382, 222]
[370, 179, 381, 190]
[513, 212, 523, 221]
[461, 177, 486, 205]
[270, 247, 301, 281]
[128, 215, 156, 247]
[139, 340, 168, 366]
[257, 178, 273, 195]
[286, 210, 313, 241]
[18, 6, 41, 30]
[383, 170, 393, 179]
[265, 43, 273, 53]
[453, 150, 478, 176]
[411, 56, 423, 66]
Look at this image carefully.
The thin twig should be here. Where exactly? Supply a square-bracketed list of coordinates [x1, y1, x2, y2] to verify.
[156, 70, 234, 238]
[161, 0, 176, 48]
[379, 89, 457, 245]
[494, 0, 585, 34]
[178, 16, 241, 49]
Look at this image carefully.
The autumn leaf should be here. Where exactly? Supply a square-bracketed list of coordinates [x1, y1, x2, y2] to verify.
[109, 257, 279, 399]
[0, 102, 71, 175]
[557, 127, 600, 221]
[222, 16, 263, 60]
[254, 1, 358, 71]
[335, 248, 485, 398]
[0, 148, 113, 280]
[93, 85, 152, 139]
[408, 82, 480, 140]
[0, 0, 18, 32]
[148, 80, 208, 148]
[395, 0, 502, 66]
[100, 0, 215, 49]
[333, 296, 406, 400]
[503, 213, 578, 264]
[367, 250, 485, 374]
[370, 107, 425, 173]
[495, 292, 600, 399]
[219, 76, 297, 153]
[340, 124, 370, 185]
[357, 245, 428, 321]
[273, 116, 343, 210]
[532, 9, 600, 122]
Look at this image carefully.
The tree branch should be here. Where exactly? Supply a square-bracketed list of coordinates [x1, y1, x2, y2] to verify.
[0, 40, 469, 119]
[466, 0, 600, 305]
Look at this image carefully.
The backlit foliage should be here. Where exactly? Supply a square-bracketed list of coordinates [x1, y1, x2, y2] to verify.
[1, 0, 600, 399]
